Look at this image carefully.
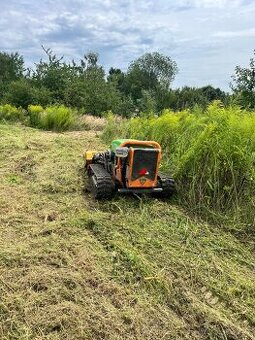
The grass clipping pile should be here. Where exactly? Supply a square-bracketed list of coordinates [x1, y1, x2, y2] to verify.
[0, 123, 255, 339]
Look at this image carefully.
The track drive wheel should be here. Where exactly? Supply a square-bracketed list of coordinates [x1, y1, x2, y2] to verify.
[87, 164, 114, 199]
[156, 173, 176, 198]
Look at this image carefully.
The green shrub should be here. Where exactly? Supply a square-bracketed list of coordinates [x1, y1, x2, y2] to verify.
[28, 105, 44, 127]
[3, 79, 52, 108]
[39, 105, 75, 131]
[27, 105, 76, 131]
[0, 104, 25, 122]
[2, 103, 79, 132]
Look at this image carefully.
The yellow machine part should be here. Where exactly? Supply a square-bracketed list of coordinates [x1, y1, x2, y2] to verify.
[84, 151, 97, 166]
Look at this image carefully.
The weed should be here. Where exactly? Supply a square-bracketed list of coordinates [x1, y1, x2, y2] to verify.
[0, 104, 25, 122]
[28, 104, 44, 127]
[41, 106, 75, 131]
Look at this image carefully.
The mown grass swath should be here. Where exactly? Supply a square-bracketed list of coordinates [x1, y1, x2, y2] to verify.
[102, 101, 255, 226]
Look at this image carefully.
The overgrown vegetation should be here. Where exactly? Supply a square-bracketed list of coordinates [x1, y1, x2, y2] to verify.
[102, 102, 255, 226]
[0, 123, 255, 339]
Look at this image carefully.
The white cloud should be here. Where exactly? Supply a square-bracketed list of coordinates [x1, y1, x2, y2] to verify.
[214, 28, 255, 38]
[0, 0, 254, 89]
[178, 0, 248, 8]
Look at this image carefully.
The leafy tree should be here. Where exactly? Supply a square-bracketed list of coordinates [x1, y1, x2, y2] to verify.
[176, 87, 205, 110]
[125, 52, 178, 101]
[81, 51, 99, 69]
[30, 46, 76, 102]
[107, 68, 126, 93]
[138, 90, 157, 113]
[200, 86, 227, 103]
[231, 50, 255, 108]
[64, 52, 121, 115]
[114, 95, 136, 117]
[163, 86, 229, 111]
[0, 52, 24, 98]
[107, 68, 136, 116]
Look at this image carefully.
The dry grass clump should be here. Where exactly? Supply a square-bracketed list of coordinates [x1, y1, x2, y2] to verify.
[76, 114, 107, 131]
[0, 123, 255, 339]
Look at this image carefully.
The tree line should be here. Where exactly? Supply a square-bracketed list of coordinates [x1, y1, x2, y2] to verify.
[0, 47, 254, 116]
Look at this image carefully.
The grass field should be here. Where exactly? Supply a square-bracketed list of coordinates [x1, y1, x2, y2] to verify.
[0, 123, 255, 339]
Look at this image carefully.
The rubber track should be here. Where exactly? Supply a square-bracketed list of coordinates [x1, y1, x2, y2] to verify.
[158, 173, 176, 196]
[88, 164, 114, 199]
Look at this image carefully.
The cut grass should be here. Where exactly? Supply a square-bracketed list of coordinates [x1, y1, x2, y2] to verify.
[0, 123, 255, 339]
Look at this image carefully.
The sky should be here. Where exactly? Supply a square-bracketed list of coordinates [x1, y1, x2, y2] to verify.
[1, 0, 255, 90]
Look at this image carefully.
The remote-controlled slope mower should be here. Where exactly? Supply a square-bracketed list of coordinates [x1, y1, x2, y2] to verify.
[84, 139, 175, 199]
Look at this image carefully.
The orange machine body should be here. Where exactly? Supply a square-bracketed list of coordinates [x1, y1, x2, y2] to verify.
[114, 140, 161, 188]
